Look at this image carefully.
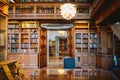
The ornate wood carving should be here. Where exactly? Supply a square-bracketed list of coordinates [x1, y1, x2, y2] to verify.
[39, 27, 47, 68]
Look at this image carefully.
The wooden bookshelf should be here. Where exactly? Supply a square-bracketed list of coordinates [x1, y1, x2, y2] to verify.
[59, 37, 67, 56]
[49, 40, 56, 56]
[90, 28, 97, 53]
[75, 21, 89, 54]
[74, 20, 98, 54]
[8, 22, 39, 68]
[0, 0, 8, 61]
[8, 23, 20, 53]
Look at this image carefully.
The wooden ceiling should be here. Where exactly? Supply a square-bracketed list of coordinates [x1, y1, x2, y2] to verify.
[13, 0, 93, 3]
[91, 0, 120, 25]
[8, 0, 120, 25]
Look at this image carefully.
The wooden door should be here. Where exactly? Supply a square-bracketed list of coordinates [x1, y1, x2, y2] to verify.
[67, 27, 74, 57]
[39, 27, 47, 68]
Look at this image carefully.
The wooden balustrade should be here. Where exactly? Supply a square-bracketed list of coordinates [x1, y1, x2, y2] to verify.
[8, 3, 90, 20]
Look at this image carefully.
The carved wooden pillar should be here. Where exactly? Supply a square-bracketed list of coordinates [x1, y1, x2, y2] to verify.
[100, 27, 108, 54]
[39, 28, 47, 68]
[67, 27, 74, 57]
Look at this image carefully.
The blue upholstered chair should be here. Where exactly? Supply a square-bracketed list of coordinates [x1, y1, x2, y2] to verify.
[63, 57, 75, 69]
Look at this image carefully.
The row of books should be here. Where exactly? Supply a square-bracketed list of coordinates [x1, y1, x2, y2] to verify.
[89, 39, 97, 43]
[21, 49, 38, 53]
[9, 38, 38, 43]
[76, 44, 88, 48]
[8, 6, 13, 14]
[11, 34, 19, 38]
[83, 34, 88, 38]
[76, 33, 88, 38]
[30, 29, 38, 33]
[21, 29, 38, 33]
[30, 39, 38, 43]
[76, 39, 88, 43]
[56, 7, 60, 14]
[12, 44, 19, 48]
[11, 49, 19, 53]
[89, 43, 97, 48]
[76, 39, 81, 43]
[8, 25, 19, 28]
[30, 44, 38, 48]
[76, 33, 81, 38]
[8, 29, 38, 33]
[77, 7, 89, 13]
[37, 6, 54, 14]
[9, 44, 38, 48]
[8, 48, 38, 53]
[21, 35, 29, 38]
[83, 39, 88, 43]
[21, 29, 30, 32]
[8, 44, 10, 48]
[30, 49, 38, 53]
[37, 8, 54, 14]
[21, 43, 29, 48]
[21, 49, 29, 53]
[11, 39, 19, 43]
[8, 49, 11, 53]
[8, 29, 20, 33]
[90, 34, 97, 39]
[8, 40, 11, 43]
[76, 43, 97, 48]
[30, 34, 38, 38]
[16, 6, 34, 14]
[8, 35, 10, 39]
[16, 6, 54, 14]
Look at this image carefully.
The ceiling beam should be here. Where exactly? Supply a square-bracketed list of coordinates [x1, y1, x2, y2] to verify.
[90, 0, 105, 18]
[91, 0, 120, 25]
[96, 0, 120, 24]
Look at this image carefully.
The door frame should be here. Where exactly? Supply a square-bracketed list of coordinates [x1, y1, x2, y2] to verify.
[39, 23, 74, 68]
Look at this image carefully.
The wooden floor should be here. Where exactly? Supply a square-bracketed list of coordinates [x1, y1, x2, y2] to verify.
[23, 66, 119, 80]
[23, 68, 119, 80]
[22, 56, 119, 80]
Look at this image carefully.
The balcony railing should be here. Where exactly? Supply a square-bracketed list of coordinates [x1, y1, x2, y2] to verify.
[8, 3, 90, 20]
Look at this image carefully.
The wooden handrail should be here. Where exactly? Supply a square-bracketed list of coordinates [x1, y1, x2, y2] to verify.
[8, 3, 90, 20]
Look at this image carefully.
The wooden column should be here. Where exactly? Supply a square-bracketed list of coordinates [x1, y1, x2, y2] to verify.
[39, 28, 47, 68]
[67, 27, 74, 57]
[101, 27, 108, 54]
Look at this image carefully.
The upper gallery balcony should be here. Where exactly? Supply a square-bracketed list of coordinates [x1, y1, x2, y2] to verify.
[8, 0, 91, 20]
